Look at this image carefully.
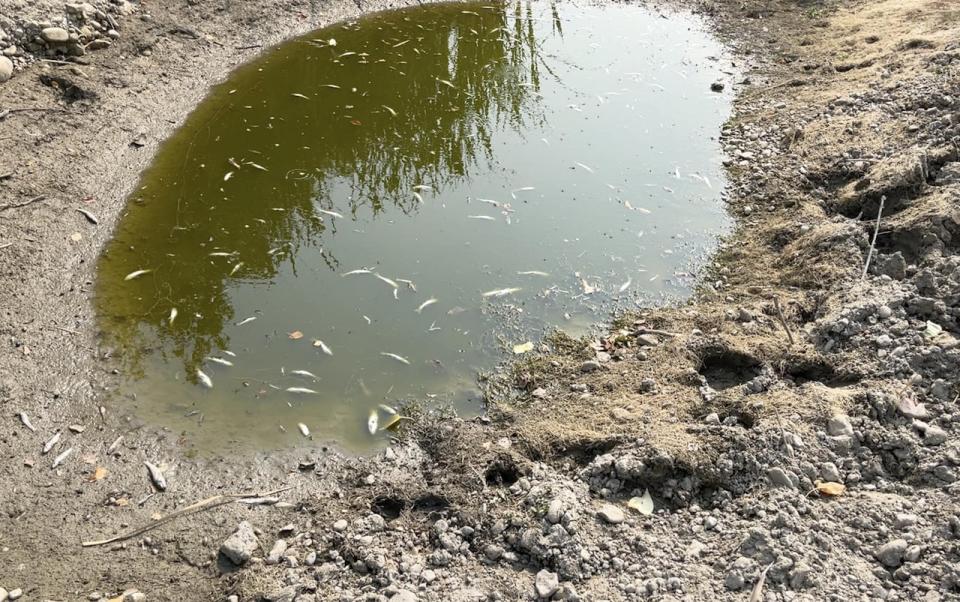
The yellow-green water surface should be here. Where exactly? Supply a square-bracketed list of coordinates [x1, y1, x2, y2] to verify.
[96, 1, 732, 452]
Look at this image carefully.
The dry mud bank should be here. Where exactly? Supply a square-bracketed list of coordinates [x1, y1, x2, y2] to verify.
[1, 0, 959, 600]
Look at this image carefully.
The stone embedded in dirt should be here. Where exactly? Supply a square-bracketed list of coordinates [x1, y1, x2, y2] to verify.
[41, 27, 70, 43]
[265, 539, 288, 565]
[0, 56, 12, 83]
[534, 569, 559, 598]
[580, 360, 601, 373]
[827, 415, 854, 437]
[767, 467, 796, 488]
[876, 538, 908, 568]
[923, 425, 948, 446]
[546, 498, 565, 524]
[389, 591, 418, 602]
[333, 519, 348, 532]
[597, 503, 625, 524]
[636, 334, 658, 346]
[220, 521, 259, 565]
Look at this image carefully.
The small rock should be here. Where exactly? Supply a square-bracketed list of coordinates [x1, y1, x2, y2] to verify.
[820, 462, 841, 482]
[389, 591, 418, 602]
[41, 27, 71, 43]
[876, 538, 908, 568]
[0, 56, 12, 83]
[580, 360, 601, 373]
[766, 467, 795, 488]
[333, 519, 348, 532]
[710, 81, 725, 92]
[535, 569, 559, 598]
[546, 499, 564, 524]
[265, 539, 288, 565]
[894, 513, 918, 529]
[484, 544, 504, 561]
[827, 415, 854, 437]
[597, 503, 625, 524]
[924, 425, 948, 446]
[636, 334, 658, 347]
[220, 521, 259, 565]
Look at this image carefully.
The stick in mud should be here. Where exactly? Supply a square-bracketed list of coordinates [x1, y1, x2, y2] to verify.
[862, 195, 886, 280]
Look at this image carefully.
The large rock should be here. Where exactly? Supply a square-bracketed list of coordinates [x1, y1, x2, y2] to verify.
[0, 56, 12, 83]
[597, 504, 625, 524]
[220, 521, 259, 565]
[535, 569, 559, 598]
[876, 539, 908, 568]
[41, 27, 70, 43]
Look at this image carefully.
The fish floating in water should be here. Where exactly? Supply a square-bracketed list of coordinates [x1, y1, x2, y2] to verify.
[381, 104, 397, 117]
[168, 308, 178, 325]
[313, 339, 333, 356]
[436, 78, 456, 89]
[196, 369, 213, 389]
[298, 423, 311, 437]
[575, 161, 595, 173]
[510, 186, 535, 199]
[342, 268, 372, 276]
[230, 262, 244, 276]
[235, 316, 257, 326]
[619, 277, 632, 293]
[367, 409, 378, 434]
[467, 215, 495, 221]
[208, 252, 234, 257]
[318, 209, 344, 219]
[397, 278, 417, 292]
[517, 271, 549, 277]
[246, 162, 268, 172]
[124, 269, 152, 281]
[380, 352, 410, 365]
[205, 356, 234, 367]
[286, 387, 318, 394]
[482, 287, 522, 298]
[223, 350, 237, 357]
[415, 298, 438, 313]
[374, 273, 399, 289]
[290, 369, 319, 379]
[412, 191, 424, 204]
[291, 93, 310, 100]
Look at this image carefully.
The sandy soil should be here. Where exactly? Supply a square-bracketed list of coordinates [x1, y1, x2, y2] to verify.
[1, 0, 959, 600]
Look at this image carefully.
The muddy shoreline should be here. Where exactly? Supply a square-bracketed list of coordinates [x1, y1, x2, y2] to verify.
[2, 0, 960, 600]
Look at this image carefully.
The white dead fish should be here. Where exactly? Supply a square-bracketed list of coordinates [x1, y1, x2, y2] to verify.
[223, 350, 237, 357]
[467, 215, 495, 221]
[689, 172, 712, 188]
[290, 369, 319, 379]
[482, 287, 522, 298]
[77, 207, 99, 224]
[378, 403, 397, 415]
[52, 447, 73, 469]
[144, 461, 167, 491]
[42, 431, 61, 454]
[367, 409, 379, 434]
[412, 191, 424, 204]
[285, 387, 318, 394]
[19, 412, 36, 432]
[342, 268, 372, 276]
[517, 270, 549, 277]
[374, 273, 399, 288]
[436, 78, 456, 89]
[510, 186, 535, 199]
[380, 352, 410, 365]
[381, 104, 398, 116]
[196, 369, 213, 389]
[247, 162, 268, 172]
[362, 315, 372, 325]
[230, 262, 244, 276]
[124, 269, 152, 281]
[224, 171, 235, 181]
[318, 209, 344, 219]
[291, 93, 311, 99]
[320, 83, 341, 89]
[413, 185, 433, 192]
[313, 339, 333, 356]
[397, 278, 417, 292]
[208, 252, 234, 257]
[580, 278, 597, 295]
[619, 277, 632, 293]
[428, 321, 440, 332]
[392, 288, 399, 301]
[415, 298, 438, 313]
[575, 162, 595, 173]
[205, 356, 234, 367]
[235, 316, 257, 326]
[298, 423, 311, 437]
[168, 308, 178, 325]
[476, 198, 499, 206]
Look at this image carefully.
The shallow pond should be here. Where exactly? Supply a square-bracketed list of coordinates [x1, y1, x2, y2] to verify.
[96, 0, 732, 452]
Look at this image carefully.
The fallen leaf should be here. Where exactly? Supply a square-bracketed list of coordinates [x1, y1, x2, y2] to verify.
[627, 489, 654, 515]
[91, 466, 108, 481]
[814, 480, 846, 497]
[512, 341, 534, 354]
[288, 330, 304, 340]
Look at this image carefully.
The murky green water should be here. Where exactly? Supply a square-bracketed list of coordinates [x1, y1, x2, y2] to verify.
[96, 1, 731, 452]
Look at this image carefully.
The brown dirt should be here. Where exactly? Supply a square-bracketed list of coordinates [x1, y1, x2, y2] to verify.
[1, 0, 959, 600]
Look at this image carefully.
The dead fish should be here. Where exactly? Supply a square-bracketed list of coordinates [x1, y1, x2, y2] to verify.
[362, 315, 372, 325]
[228, 157, 241, 169]
[378, 403, 397, 415]
[575, 161, 595, 173]
[412, 191, 424, 204]
[196, 369, 213, 389]
[223, 350, 237, 357]
[208, 251, 234, 257]
[476, 198, 499, 206]
[230, 262, 244, 276]
[168, 308, 178, 325]
[436, 78, 456, 89]
[397, 278, 417, 292]
[392, 288, 399, 301]
[482, 287, 521, 298]
[76, 207, 99, 224]
[367, 409, 379, 435]
[205, 356, 234, 367]
[428, 321, 441, 332]
[144, 461, 167, 491]
[510, 186, 535, 199]
[42, 431, 61, 454]
[381, 104, 398, 116]
[342, 268, 372, 276]
[313, 339, 333, 356]
[246, 162, 268, 172]
[286, 387, 318, 394]
[619, 277, 632, 293]
[412, 185, 432, 192]
[290, 369, 319, 379]
[51, 447, 73, 469]
[124, 269, 152, 281]
[235, 316, 257, 326]
[415, 298, 438, 313]
[689, 172, 712, 188]
[467, 215, 495, 221]
[380, 352, 410, 365]
[517, 270, 549, 277]
[224, 171, 234, 181]
[318, 209, 344, 219]
[320, 83, 342, 89]
[19, 412, 36, 432]
[291, 92, 311, 99]
[298, 423, 311, 437]
[374, 273, 399, 288]
[580, 278, 597, 295]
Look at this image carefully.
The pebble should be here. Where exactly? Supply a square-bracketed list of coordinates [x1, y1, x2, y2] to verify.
[580, 360, 601, 373]
[220, 521, 259, 565]
[333, 519, 348, 532]
[827, 415, 854, 437]
[923, 425, 948, 446]
[546, 499, 564, 524]
[597, 503, 625, 524]
[534, 569, 559, 598]
[876, 538, 908, 568]
[0, 56, 12, 83]
[265, 539, 288, 564]
[767, 467, 795, 488]
[7, 590, 21, 601]
[41, 27, 70, 43]
[389, 591, 418, 602]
